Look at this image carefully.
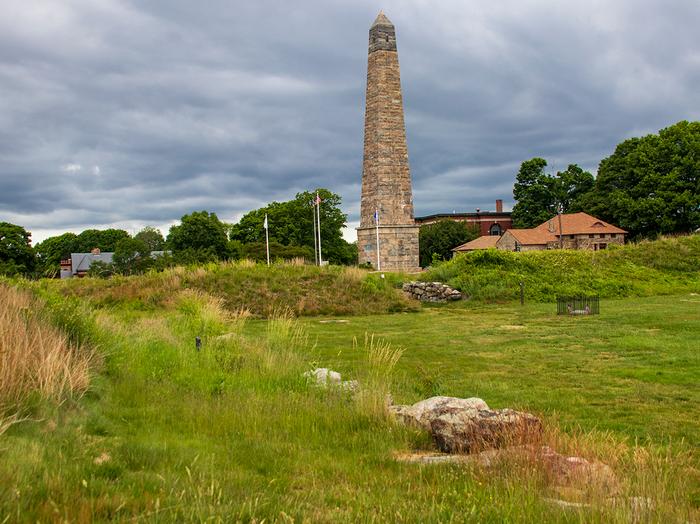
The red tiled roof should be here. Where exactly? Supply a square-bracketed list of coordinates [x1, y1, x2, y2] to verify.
[535, 212, 627, 235]
[506, 228, 553, 245]
[452, 235, 500, 251]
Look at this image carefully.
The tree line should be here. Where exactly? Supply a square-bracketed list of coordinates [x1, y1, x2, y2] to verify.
[1, 188, 356, 278]
[511, 120, 700, 237]
[417, 120, 699, 266]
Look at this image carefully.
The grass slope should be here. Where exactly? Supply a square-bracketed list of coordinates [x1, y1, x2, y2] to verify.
[46, 262, 417, 317]
[425, 235, 700, 302]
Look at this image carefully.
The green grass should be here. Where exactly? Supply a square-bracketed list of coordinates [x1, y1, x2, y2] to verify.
[43, 261, 416, 318]
[295, 296, 700, 447]
[0, 277, 698, 521]
[425, 234, 700, 302]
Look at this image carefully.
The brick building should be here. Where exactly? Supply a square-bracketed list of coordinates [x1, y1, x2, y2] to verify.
[415, 199, 513, 237]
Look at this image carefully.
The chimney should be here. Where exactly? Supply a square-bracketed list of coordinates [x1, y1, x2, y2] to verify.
[496, 199, 503, 213]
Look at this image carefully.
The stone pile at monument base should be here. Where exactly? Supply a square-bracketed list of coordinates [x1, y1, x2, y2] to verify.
[402, 281, 462, 302]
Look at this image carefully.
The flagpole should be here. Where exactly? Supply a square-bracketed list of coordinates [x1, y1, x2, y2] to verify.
[264, 214, 270, 266]
[375, 208, 381, 271]
[312, 201, 318, 265]
[316, 193, 322, 265]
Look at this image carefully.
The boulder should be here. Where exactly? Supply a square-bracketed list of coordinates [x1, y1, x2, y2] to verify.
[431, 407, 542, 453]
[390, 396, 542, 453]
[304, 368, 360, 393]
[536, 446, 618, 494]
[304, 367, 342, 386]
[390, 396, 488, 431]
[394, 445, 619, 495]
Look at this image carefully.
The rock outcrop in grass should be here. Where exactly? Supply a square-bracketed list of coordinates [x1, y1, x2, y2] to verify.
[390, 396, 542, 453]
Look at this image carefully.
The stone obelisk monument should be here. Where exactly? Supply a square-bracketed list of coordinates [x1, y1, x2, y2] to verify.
[357, 11, 420, 271]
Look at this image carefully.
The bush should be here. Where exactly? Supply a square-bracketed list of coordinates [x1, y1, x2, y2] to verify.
[0, 284, 95, 428]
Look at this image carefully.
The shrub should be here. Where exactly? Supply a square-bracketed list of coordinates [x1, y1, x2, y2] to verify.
[0, 284, 95, 429]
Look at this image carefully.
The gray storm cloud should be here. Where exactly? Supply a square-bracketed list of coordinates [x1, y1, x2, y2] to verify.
[1, 0, 699, 242]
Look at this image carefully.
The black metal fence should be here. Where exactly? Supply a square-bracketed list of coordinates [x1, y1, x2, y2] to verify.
[557, 295, 600, 315]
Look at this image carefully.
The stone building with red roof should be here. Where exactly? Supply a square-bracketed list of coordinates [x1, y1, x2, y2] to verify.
[496, 212, 627, 252]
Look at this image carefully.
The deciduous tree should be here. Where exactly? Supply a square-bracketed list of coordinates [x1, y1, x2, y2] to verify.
[134, 226, 165, 251]
[167, 211, 228, 261]
[34, 232, 79, 276]
[419, 220, 479, 267]
[511, 158, 595, 228]
[0, 222, 35, 276]
[584, 120, 700, 238]
[230, 189, 355, 265]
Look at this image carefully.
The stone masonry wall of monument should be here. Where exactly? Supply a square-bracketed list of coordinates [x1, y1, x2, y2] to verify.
[357, 224, 420, 271]
[357, 13, 420, 271]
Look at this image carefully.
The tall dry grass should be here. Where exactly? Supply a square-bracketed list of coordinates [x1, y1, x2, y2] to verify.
[0, 284, 95, 431]
[354, 333, 405, 418]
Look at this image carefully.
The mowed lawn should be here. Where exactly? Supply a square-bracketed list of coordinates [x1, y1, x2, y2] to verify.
[290, 294, 700, 447]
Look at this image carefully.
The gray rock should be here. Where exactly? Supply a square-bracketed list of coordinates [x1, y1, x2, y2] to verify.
[391, 396, 541, 454]
[402, 281, 463, 302]
[390, 396, 489, 431]
[395, 444, 619, 495]
[431, 407, 542, 454]
[339, 379, 359, 392]
[304, 367, 342, 386]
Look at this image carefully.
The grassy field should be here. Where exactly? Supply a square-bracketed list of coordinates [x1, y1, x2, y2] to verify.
[0, 275, 698, 522]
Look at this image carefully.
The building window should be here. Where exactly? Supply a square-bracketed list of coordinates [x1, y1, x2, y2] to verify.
[599, 234, 605, 238]
[589, 234, 594, 238]
[569, 235, 575, 239]
[515, 242, 521, 252]
[611, 233, 617, 238]
[599, 243, 607, 250]
[489, 223, 502, 236]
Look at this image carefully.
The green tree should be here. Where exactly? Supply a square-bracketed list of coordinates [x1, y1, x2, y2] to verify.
[512, 158, 595, 228]
[419, 220, 479, 267]
[134, 226, 165, 251]
[554, 164, 595, 213]
[74, 228, 130, 252]
[167, 211, 228, 261]
[112, 237, 151, 275]
[34, 232, 79, 276]
[0, 222, 35, 276]
[584, 120, 700, 238]
[511, 158, 555, 228]
[230, 189, 355, 265]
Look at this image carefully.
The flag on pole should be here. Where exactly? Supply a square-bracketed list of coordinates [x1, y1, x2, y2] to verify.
[316, 193, 322, 265]
[264, 214, 270, 266]
[374, 208, 381, 271]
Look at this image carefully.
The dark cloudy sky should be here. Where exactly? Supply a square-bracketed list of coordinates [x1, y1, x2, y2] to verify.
[2, 0, 699, 243]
